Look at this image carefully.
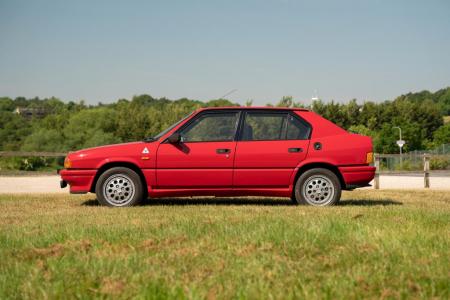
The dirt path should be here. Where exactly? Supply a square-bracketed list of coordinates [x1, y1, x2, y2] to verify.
[0, 175, 448, 194]
[0, 176, 66, 194]
[366, 175, 449, 190]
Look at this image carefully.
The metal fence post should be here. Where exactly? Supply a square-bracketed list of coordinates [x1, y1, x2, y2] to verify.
[374, 155, 380, 189]
[423, 154, 430, 188]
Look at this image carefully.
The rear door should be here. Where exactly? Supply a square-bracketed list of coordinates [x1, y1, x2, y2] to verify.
[156, 111, 240, 188]
[233, 111, 311, 188]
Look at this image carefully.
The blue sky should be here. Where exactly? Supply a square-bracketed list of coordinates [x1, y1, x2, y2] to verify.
[1, 0, 449, 105]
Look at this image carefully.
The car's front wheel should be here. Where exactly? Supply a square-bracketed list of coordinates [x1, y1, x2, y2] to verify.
[95, 167, 144, 207]
[293, 168, 341, 206]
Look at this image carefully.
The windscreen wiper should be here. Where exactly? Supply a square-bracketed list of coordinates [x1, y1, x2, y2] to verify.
[143, 136, 156, 142]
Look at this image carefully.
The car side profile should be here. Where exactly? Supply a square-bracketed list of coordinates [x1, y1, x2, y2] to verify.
[59, 107, 375, 207]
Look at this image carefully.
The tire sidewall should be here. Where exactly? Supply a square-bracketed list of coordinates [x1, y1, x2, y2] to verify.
[294, 168, 341, 206]
[95, 167, 144, 207]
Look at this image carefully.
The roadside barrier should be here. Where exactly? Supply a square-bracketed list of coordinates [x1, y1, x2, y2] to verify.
[374, 154, 436, 189]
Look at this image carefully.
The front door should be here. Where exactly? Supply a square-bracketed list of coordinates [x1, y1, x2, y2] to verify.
[234, 111, 311, 188]
[156, 111, 240, 188]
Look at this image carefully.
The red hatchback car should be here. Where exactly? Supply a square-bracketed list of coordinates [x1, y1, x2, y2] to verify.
[60, 107, 375, 207]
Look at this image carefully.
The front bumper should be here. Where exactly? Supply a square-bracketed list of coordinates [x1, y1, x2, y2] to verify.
[59, 169, 97, 194]
[338, 165, 376, 189]
[60, 180, 67, 188]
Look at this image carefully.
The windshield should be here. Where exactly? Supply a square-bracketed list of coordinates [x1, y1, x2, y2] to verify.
[144, 112, 194, 142]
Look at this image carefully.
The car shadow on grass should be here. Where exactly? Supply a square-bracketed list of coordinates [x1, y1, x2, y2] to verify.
[339, 199, 402, 206]
[82, 198, 402, 206]
[82, 198, 293, 206]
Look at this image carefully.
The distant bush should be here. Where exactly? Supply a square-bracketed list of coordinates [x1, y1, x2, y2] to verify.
[430, 157, 450, 170]
[0, 157, 23, 170]
[393, 160, 422, 171]
[0, 156, 64, 172]
[18, 157, 49, 171]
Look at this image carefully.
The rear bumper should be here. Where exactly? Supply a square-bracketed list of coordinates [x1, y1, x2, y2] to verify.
[338, 166, 375, 189]
[59, 169, 97, 194]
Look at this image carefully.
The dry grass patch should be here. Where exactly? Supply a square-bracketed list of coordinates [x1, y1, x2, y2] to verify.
[0, 190, 449, 299]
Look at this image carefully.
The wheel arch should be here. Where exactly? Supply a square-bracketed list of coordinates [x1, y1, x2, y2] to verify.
[90, 162, 148, 196]
[292, 162, 346, 195]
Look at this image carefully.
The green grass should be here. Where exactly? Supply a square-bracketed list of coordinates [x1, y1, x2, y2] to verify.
[0, 190, 449, 299]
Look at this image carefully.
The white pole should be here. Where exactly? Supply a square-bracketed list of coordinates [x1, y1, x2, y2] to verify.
[393, 126, 403, 168]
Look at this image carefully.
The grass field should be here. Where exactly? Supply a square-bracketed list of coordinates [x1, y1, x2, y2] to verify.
[0, 190, 449, 299]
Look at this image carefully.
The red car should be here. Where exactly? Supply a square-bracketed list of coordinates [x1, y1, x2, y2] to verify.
[60, 107, 375, 207]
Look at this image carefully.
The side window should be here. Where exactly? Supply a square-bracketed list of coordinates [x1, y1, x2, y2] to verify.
[242, 113, 287, 141]
[179, 112, 239, 142]
[286, 114, 310, 140]
[241, 112, 310, 141]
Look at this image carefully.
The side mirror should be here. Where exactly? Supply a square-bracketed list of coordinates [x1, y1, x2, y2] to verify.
[167, 133, 181, 144]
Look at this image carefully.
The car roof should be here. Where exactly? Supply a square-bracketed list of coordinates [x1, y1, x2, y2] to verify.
[197, 106, 309, 112]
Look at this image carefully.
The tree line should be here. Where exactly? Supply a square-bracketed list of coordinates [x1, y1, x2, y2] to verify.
[0, 87, 449, 154]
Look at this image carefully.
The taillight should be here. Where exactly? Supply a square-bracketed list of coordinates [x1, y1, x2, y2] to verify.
[366, 152, 373, 164]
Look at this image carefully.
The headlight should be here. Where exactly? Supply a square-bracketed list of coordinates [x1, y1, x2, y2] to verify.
[64, 157, 72, 169]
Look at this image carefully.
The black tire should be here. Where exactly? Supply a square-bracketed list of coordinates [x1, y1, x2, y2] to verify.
[95, 167, 144, 207]
[292, 168, 341, 206]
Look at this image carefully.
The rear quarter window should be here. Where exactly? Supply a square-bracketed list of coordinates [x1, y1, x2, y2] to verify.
[286, 114, 310, 140]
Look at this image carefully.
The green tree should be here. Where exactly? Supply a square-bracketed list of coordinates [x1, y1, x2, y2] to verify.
[343, 99, 360, 128]
[63, 108, 120, 150]
[276, 96, 293, 108]
[347, 125, 374, 137]
[432, 123, 450, 146]
[205, 99, 238, 107]
[0, 97, 14, 112]
[21, 129, 65, 152]
[0, 88, 448, 155]
[0, 112, 32, 150]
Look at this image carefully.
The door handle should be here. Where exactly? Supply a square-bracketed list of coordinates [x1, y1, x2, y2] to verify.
[216, 148, 231, 154]
[288, 147, 303, 153]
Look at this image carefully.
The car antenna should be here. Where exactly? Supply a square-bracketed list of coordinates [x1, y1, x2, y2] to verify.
[220, 89, 238, 99]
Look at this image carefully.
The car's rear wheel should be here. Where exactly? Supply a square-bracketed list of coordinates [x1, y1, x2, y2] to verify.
[293, 168, 341, 206]
[95, 167, 144, 207]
